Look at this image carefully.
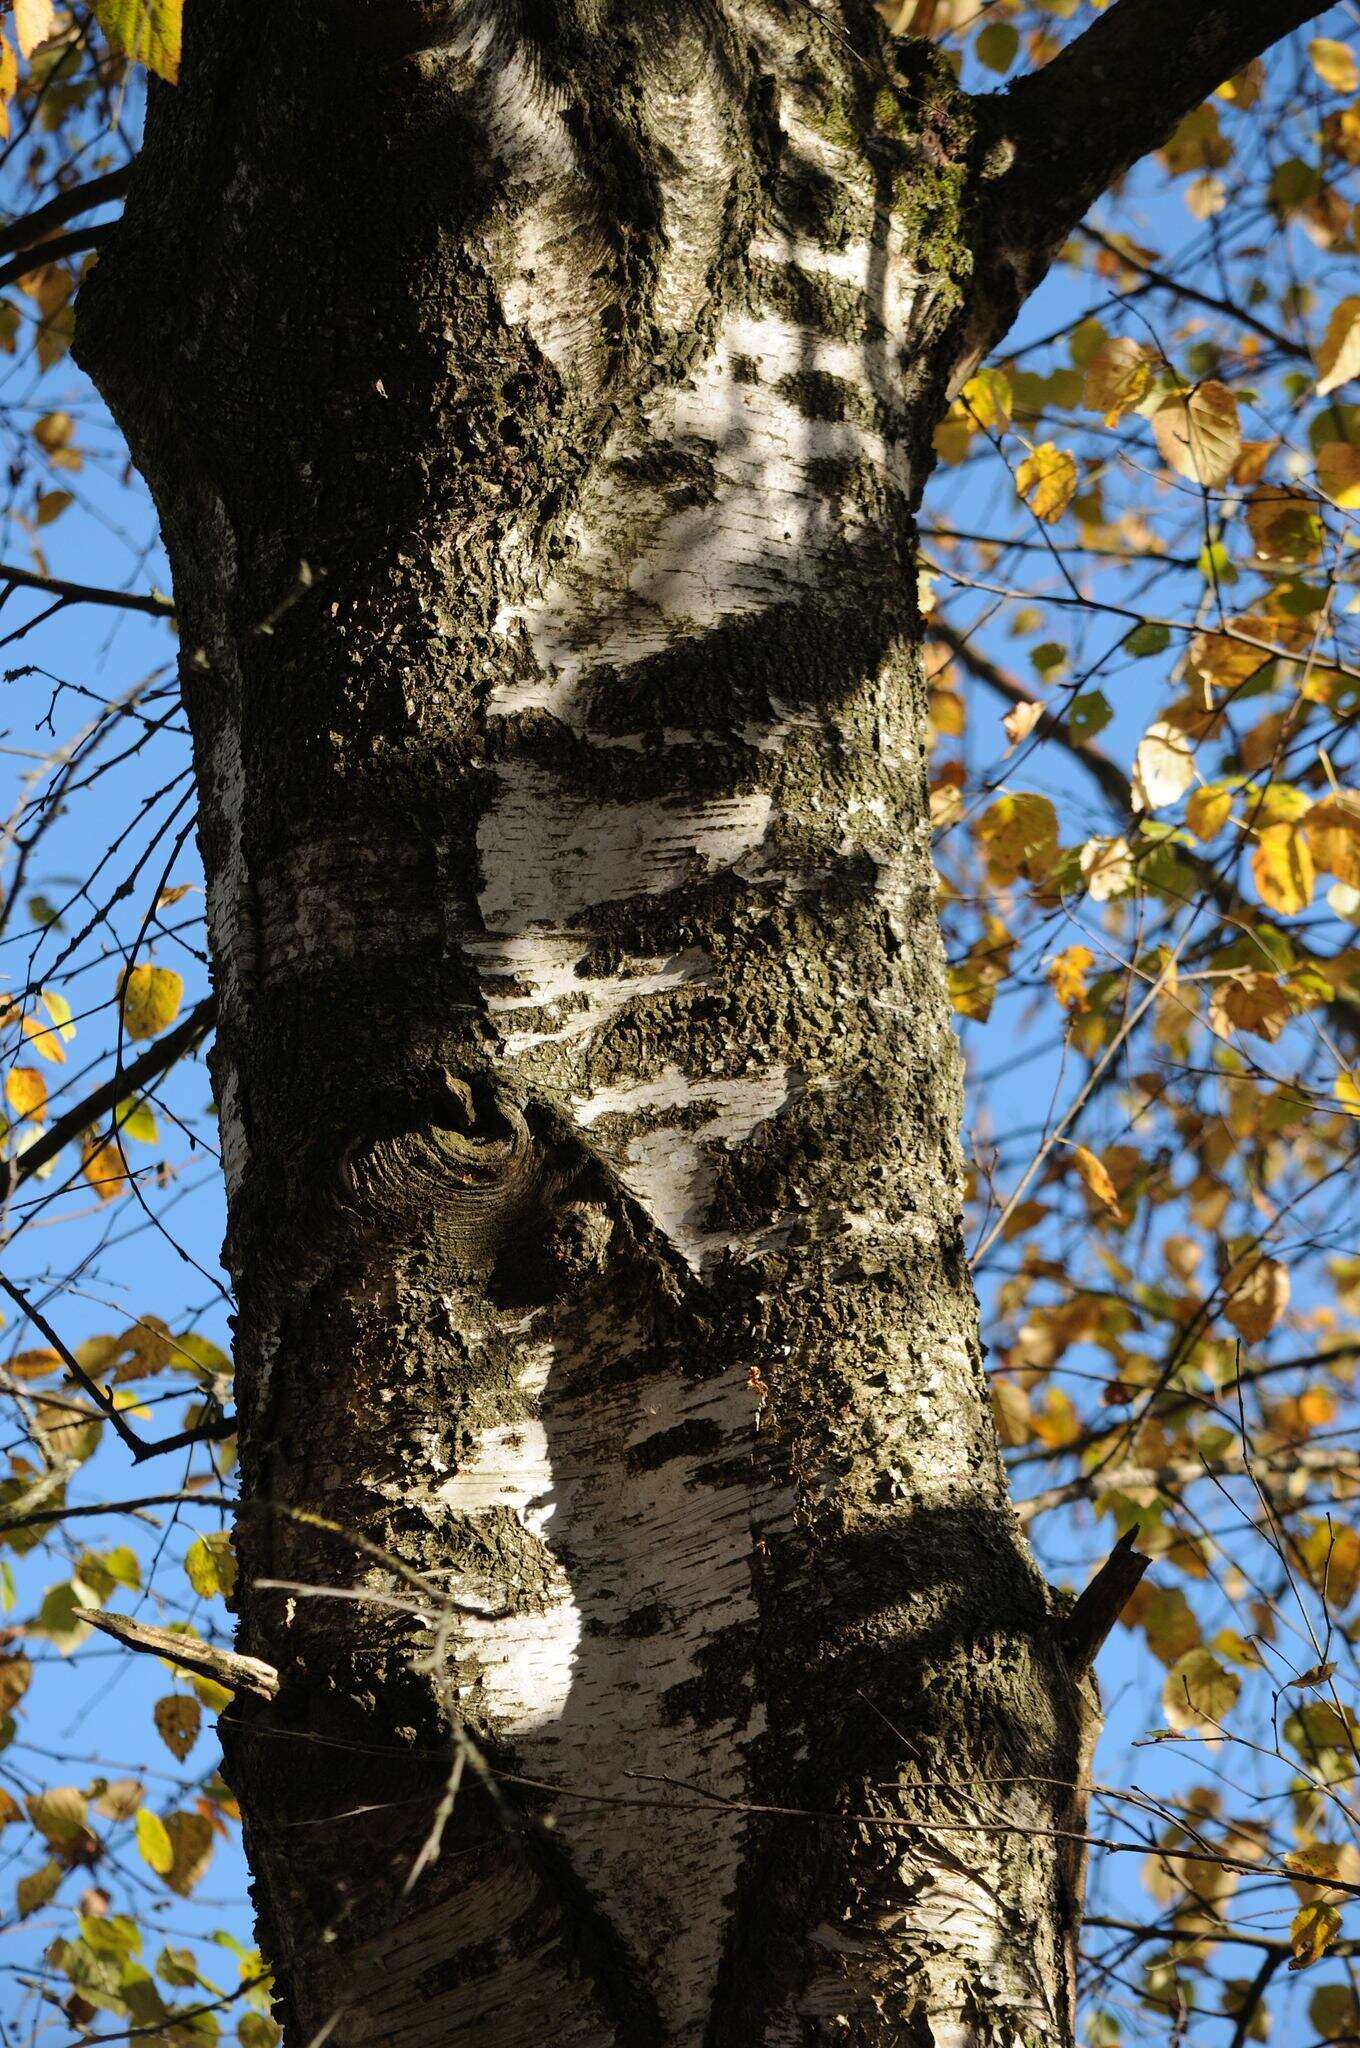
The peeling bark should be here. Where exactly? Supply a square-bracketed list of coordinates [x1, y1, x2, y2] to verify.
[76, 4, 1115, 2042]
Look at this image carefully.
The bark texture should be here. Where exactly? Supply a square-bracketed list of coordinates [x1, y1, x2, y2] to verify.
[78, 4, 1119, 2042]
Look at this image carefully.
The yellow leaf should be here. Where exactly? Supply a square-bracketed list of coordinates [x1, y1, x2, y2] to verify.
[119, 963, 184, 1041]
[1252, 823, 1315, 915]
[1186, 786, 1233, 841]
[1132, 720, 1195, 812]
[81, 1128, 127, 1202]
[184, 1530, 236, 1600]
[961, 367, 1011, 431]
[1301, 1523, 1360, 1609]
[1310, 37, 1359, 94]
[991, 1379, 1031, 1447]
[1016, 441, 1077, 523]
[1073, 1144, 1127, 1221]
[0, 35, 16, 140]
[153, 1693, 202, 1762]
[1317, 440, 1360, 507]
[12, 0, 56, 58]
[1317, 295, 1360, 396]
[1291, 1901, 1342, 1970]
[1306, 793, 1360, 887]
[1045, 944, 1095, 1013]
[4, 1066, 45, 1121]
[976, 791, 1059, 884]
[1163, 1646, 1240, 1730]
[136, 1806, 173, 1876]
[1151, 382, 1241, 488]
[1082, 336, 1155, 425]
[89, 0, 180, 82]
[1223, 1255, 1290, 1341]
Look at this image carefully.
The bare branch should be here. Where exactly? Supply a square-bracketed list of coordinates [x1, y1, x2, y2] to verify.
[0, 558, 174, 618]
[0, 993, 214, 1201]
[88, 1609, 278, 1700]
[0, 1270, 234, 1465]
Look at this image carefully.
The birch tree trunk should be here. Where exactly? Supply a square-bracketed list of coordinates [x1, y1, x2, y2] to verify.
[74, 1, 1319, 2041]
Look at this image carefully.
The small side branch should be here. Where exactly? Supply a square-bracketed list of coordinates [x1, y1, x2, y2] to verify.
[0, 1269, 234, 1465]
[88, 1609, 278, 1701]
[1059, 1526, 1149, 1675]
[0, 993, 213, 1202]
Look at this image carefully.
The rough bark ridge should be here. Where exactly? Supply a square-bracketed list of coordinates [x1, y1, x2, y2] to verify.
[73, 1, 1284, 2042]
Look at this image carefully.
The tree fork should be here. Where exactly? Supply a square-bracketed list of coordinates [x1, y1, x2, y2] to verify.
[74, 1, 1312, 2041]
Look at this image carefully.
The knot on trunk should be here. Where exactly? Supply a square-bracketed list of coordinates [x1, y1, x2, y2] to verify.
[339, 1073, 540, 1261]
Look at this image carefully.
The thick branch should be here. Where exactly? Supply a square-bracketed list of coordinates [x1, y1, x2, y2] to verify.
[0, 167, 130, 259]
[0, 224, 110, 293]
[961, 0, 1326, 378]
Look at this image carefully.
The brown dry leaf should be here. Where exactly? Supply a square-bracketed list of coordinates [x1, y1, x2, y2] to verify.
[1306, 794, 1360, 887]
[1317, 440, 1360, 507]
[153, 1694, 202, 1762]
[1082, 336, 1155, 424]
[1223, 1255, 1290, 1340]
[1152, 382, 1241, 487]
[1002, 698, 1044, 747]
[12, 0, 56, 57]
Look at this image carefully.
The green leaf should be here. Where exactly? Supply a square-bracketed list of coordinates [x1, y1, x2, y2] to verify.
[975, 20, 1018, 72]
[89, 0, 180, 82]
[1123, 621, 1171, 657]
[16, 1857, 61, 1917]
[1068, 691, 1113, 741]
